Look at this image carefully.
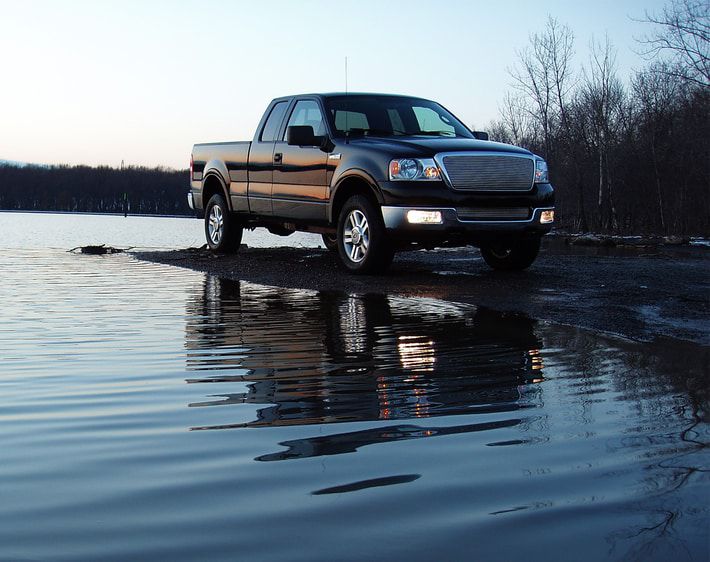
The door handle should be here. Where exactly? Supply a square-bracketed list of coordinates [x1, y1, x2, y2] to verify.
[273, 152, 283, 165]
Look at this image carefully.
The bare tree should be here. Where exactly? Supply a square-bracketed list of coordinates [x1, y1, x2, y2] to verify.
[496, 10, 708, 235]
[582, 36, 625, 230]
[509, 16, 577, 151]
[498, 92, 531, 146]
[509, 17, 587, 229]
[509, 17, 575, 160]
[548, 21, 577, 137]
[631, 65, 684, 232]
[637, 0, 710, 87]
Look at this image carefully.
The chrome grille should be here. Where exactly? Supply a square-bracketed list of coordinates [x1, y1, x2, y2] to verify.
[457, 207, 531, 221]
[440, 153, 534, 191]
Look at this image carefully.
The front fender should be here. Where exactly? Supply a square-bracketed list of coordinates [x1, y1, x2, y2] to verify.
[328, 169, 384, 223]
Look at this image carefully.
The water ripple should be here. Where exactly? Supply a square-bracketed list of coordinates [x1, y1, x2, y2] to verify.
[0, 247, 707, 562]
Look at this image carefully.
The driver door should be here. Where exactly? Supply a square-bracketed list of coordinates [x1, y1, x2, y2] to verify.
[271, 99, 329, 221]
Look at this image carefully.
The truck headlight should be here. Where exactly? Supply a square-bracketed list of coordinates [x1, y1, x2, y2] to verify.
[389, 158, 441, 181]
[534, 158, 549, 184]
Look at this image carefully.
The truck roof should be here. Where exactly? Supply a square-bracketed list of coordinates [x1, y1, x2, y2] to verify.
[274, 92, 432, 101]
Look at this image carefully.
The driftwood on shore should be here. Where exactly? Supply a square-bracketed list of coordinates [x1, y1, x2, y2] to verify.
[68, 244, 130, 255]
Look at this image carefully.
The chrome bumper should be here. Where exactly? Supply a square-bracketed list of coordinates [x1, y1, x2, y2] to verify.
[381, 206, 555, 229]
[187, 191, 195, 210]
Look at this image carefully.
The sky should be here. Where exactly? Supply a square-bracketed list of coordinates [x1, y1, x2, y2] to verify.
[0, 0, 669, 169]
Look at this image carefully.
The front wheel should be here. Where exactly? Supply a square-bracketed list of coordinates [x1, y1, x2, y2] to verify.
[480, 238, 541, 271]
[337, 195, 394, 274]
[205, 194, 243, 253]
[321, 233, 338, 252]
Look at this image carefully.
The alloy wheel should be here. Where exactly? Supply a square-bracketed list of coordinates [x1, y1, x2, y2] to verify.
[208, 204, 224, 245]
[342, 209, 369, 263]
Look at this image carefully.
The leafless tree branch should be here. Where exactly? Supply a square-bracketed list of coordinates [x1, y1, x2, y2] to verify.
[636, 0, 709, 86]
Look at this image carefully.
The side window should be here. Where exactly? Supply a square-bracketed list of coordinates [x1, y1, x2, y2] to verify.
[413, 106, 455, 135]
[284, 100, 326, 138]
[260, 101, 288, 142]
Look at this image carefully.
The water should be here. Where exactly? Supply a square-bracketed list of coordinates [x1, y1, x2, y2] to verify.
[0, 211, 321, 250]
[0, 213, 708, 561]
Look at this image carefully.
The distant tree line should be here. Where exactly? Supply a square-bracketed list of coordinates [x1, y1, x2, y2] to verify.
[0, 164, 191, 216]
[486, 0, 709, 235]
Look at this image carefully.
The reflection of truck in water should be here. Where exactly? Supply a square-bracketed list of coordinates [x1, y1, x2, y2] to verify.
[189, 93, 555, 273]
[184, 276, 544, 430]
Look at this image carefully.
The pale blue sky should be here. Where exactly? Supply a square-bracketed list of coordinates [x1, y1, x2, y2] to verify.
[0, 0, 667, 168]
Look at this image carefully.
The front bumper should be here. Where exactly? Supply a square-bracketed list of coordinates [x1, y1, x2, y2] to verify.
[381, 205, 554, 245]
[383, 206, 554, 229]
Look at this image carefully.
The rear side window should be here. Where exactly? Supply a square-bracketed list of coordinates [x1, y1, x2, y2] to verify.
[260, 101, 288, 142]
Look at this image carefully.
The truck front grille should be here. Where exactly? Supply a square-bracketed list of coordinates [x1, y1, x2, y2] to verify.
[440, 153, 534, 191]
[456, 207, 531, 221]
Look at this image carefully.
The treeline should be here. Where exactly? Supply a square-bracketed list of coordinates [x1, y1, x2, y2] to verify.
[487, 0, 709, 235]
[0, 163, 191, 216]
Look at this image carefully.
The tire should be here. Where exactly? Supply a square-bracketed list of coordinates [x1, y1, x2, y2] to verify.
[204, 194, 243, 253]
[337, 195, 394, 274]
[480, 237, 541, 271]
[321, 233, 338, 252]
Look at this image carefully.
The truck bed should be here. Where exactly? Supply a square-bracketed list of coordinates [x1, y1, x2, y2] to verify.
[192, 141, 251, 182]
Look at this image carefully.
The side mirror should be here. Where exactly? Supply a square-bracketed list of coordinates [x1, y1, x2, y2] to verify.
[287, 125, 318, 146]
[472, 131, 489, 141]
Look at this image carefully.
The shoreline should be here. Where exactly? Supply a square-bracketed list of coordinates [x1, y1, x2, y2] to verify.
[133, 241, 709, 346]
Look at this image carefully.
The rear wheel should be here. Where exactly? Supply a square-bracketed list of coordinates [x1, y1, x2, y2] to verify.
[337, 195, 394, 274]
[205, 194, 243, 253]
[480, 238, 541, 271]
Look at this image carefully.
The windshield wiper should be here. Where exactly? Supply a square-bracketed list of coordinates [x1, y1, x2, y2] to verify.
[365, 128, 400, 136]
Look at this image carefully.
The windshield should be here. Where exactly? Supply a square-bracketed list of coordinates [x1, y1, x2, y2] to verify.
[324, 95, 474, 139]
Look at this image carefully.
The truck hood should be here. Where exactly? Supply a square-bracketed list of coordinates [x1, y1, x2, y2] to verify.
[347, 136, 533, 157]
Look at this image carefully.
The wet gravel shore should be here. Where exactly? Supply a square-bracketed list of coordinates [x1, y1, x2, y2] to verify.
[135, 239, 709, 345]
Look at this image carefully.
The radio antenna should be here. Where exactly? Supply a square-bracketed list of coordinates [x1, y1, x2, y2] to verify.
[345, 56, 349, 144]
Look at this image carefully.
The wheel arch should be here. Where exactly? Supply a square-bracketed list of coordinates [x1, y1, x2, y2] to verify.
[202, 171, 231, 212]
[329, 172, 383, 224]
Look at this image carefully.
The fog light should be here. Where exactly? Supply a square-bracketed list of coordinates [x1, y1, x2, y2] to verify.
[407, 210, 443, 224]
[540, 210, 555, 224]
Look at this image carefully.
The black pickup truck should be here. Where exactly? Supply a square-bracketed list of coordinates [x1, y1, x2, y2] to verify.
[189, 93, 554, 273]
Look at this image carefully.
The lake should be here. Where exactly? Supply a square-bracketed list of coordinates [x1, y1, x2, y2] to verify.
[0, 210, 321, 250]
[0, 212, 707, 561]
